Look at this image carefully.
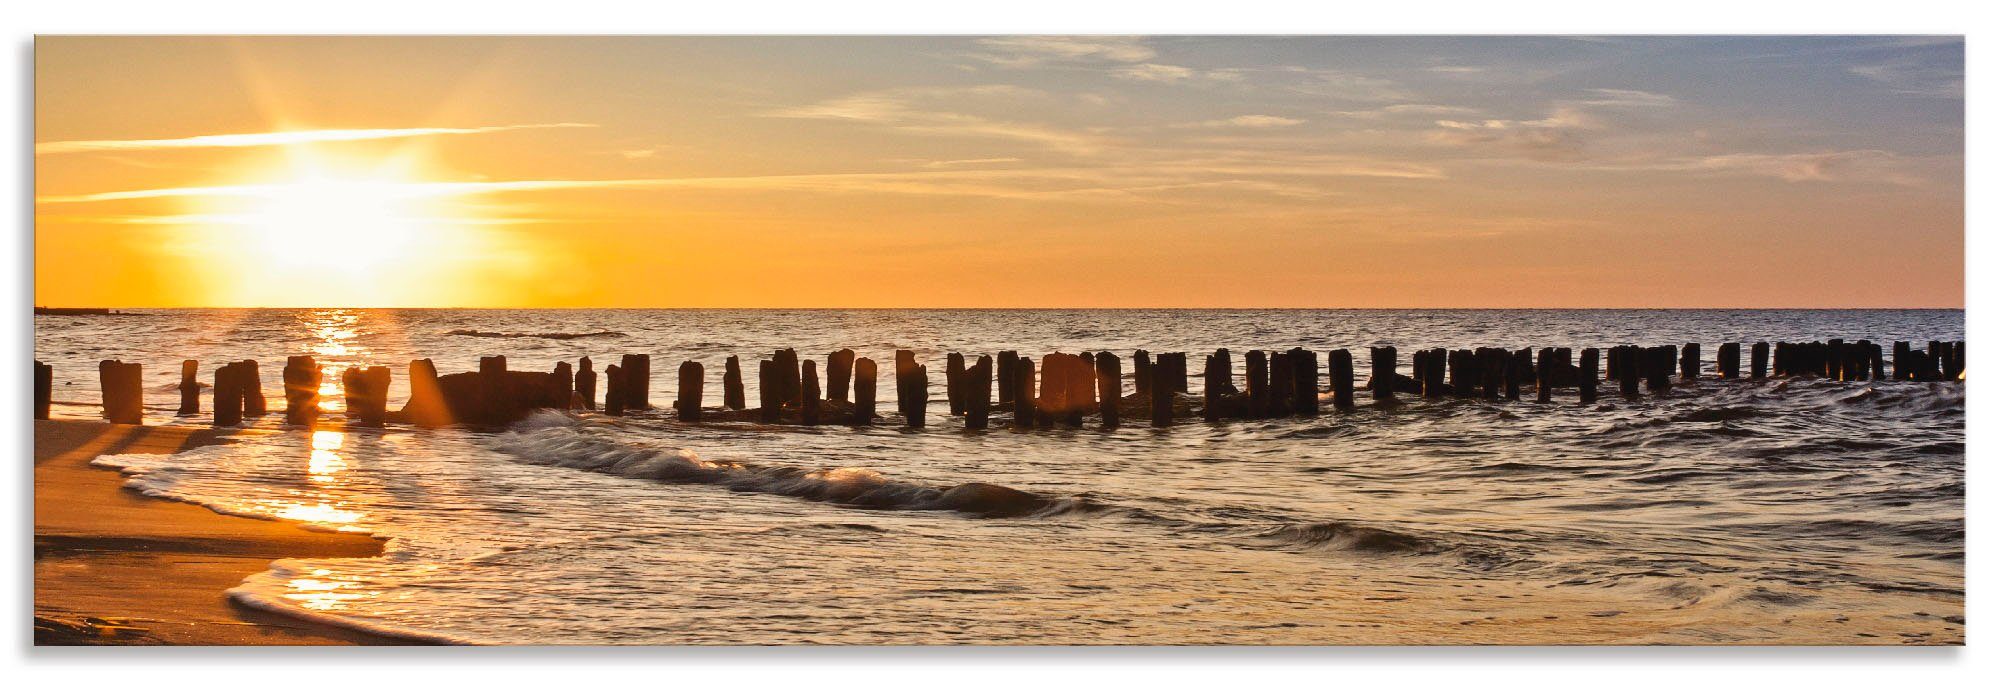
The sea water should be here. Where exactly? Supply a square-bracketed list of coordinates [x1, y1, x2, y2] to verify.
[37, 309, 1964, 644]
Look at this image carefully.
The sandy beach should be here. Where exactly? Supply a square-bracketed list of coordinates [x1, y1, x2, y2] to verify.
[33, 419, 408, 645]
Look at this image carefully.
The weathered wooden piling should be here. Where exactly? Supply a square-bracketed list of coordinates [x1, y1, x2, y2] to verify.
[1417, 349, 1446, 399]
[1069, 352, 1096, 427]
[896, 351, 927, 427]
[966, 355, 993, 429]
[1717, 343, 1741, 379]
[1095, 352, 1121, 426]
[774, 349, 801, 408]
[1163, 352, 1190, 394]
[1329, 349, 1355, 411]
[997, 351, 1019, 406]
[95, 360, 141, 425]
[852, 358, 878, 425]
[1290, 348, 1318, 415]
[946, 352, 967, 416]
[1750, 342, 1769, 380]
[213, 362, 243, 426]
[553, 361, 574, 411]
[1269, 350, 1295, 413]
[1579, 348, 1600, 404]
[577, 357, 598, 410]
[178, 360, 200, 415]
[621, 354, 651, 410]
[1011, 356, 1035, 427]
[828, 349, 855, 403]
[1868, 342, 1886, 380]
[758, 360, 779, 423]
[1644, 346, 1673, 392]
[1824, 340, 1846, 381]
[1133, 350, 1153, 396]
[1036, 353, 1068, 428]
[283, 356, 320, 426]
[406, 359, 447, 426]
[1245, 350, 1270, 417]
[605, 364, 626, 416]
[1370, 346, 1397, 402]
[1203, 351, 1228, 422]
[1534, 348, 1553, 403]
[1680, 343, 1701, 382]
[723, 356, 745, 410]
[797, 360, 818, 426]
[678, 360, 704, 422]
[34, 361, 52, 420]
[1150, 357, 1174, 427]
[342, 366, 390, 427]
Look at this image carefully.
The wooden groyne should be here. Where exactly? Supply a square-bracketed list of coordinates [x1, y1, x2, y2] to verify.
[39, 335, 1967, 428]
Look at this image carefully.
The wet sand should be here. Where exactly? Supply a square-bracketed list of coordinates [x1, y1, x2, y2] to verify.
[33, 419, 408, 645]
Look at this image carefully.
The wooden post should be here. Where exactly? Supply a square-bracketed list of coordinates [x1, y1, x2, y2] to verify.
[577, 357, 597, 410]
[852, 358, 877, 425]
[966, 355, 993, 430]
[239, 360, 265, 417]
[1579, 348, 1599, 404]
[1150, 356, 1174, 427]
[34, 361, 52, 420]
[1645, 346, 1672, 392]
[1067, 352, 1094, 427]
[638, 353, 657, 409]
[1269, 350, 1294, 413]
[342, 366, 389, 427]
[1716, 343, 1740, 379]
[723, 356, 745, 410]
[178, 360, 200, 415]
[1010, 356, 1035, 427]
[1750, 342, 1768, 380]
[1891, 341, 1910, 380]
[1952, 341, 1965, 381]
[758, 360, 779, 423]
[405, 359, 446, 426]
[996, 351, 1018, 406]
[1289, 348, 1317, 415]
[1328, 349, 1354, 411]
[1036, 353, 1067, 428]
[95, 360, 140, 424]
[775, 349, 800, 408]
[828, 349, 854, 403]
[1133, 350, 1153, 396]
[1245, 350, 1269, 417]
[946, 352, 967, 416]
[897, 351, 927, 427]
[678, 360, 704, 422]
[605, 364, 626, 416]
[283, 356, 319, 426]
[1370, 346, 1396, 403]
[797, 360, 818, 426]
[1165, 353, 1189, 394]
[1680, 343, 1700, 382]
[1824, 339, 1845, 380]
[213, 362, 241, 427]
[1534, 348, 1553, 403]
[1096, 352, 1121, 427]
[1868, 342, 1885, 380]
[552, 361, 574, 411]
[1203, 351, 1226, 422]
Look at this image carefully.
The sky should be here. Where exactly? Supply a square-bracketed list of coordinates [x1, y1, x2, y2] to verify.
[34, 36, 1964, 308]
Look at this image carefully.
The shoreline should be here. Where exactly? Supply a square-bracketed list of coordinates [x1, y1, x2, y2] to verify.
[33, 418, 419, 645]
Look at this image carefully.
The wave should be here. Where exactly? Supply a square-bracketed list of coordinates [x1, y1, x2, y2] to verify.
[445, 329, 626, 340]
[494, 413, 1081, 518]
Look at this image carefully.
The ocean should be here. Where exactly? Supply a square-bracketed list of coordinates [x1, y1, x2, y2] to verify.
[34, 308, 1965, 644]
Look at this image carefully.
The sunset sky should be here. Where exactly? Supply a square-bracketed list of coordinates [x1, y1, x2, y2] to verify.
[35, 36, 1963, 308]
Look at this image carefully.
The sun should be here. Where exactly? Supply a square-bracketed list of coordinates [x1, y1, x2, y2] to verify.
[179, 146, 478, 305]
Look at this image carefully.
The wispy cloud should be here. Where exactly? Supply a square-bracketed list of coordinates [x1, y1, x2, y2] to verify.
[1848, 60, 1964, 99]
[766, 85, 1107, 152]
[1175, 115, 1305, 129]
[35, 123, 596, 155]
[1571, 88, 1678, 108]
[1333, 104, 1483, 119]
[968, 36, 1154, 67]
[1430, 108, 1599, 161]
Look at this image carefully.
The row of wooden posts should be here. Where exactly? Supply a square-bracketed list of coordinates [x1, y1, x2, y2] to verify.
[35, 337, 1966, 428]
